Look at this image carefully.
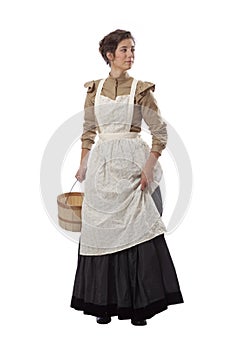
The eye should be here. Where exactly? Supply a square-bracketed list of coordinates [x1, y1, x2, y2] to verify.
[120, 48, 127, 52]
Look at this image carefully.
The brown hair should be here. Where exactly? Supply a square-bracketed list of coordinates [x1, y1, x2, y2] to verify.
[99, 29, 135, 65]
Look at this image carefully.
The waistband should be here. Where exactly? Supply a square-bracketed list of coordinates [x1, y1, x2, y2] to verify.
[98, 132, 140, 141]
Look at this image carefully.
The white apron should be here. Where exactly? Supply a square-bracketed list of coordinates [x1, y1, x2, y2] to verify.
[80, 78, 167, 256]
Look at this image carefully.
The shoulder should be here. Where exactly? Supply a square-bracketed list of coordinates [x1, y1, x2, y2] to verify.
[135, 80, 157, 106]
[84, 79, 102, 94]
[136, 80, 155, 96]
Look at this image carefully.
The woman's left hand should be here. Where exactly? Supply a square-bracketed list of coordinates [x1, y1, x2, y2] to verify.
[140, 152, 160, 191]
[140, 168, 154, 190]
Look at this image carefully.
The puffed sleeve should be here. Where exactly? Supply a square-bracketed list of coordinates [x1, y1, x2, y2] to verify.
[80, 81, 98, 150]
[136, 81, 167, 154]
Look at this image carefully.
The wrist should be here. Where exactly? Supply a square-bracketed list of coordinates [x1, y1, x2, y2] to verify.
[150, 151, 160, 159]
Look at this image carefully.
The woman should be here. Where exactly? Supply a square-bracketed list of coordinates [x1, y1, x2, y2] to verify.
[70, 29, 184, 326]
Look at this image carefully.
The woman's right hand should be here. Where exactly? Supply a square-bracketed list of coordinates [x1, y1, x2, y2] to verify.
[75, 165, 87, 182]
[75, 149, 90, 182]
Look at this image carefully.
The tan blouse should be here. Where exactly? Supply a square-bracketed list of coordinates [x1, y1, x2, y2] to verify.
[81, 71, 167, 154]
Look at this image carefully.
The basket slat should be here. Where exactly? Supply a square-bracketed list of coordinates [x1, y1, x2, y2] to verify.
[57, 192, 84, 232]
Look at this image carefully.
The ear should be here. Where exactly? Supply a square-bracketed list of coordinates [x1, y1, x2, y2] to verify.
[106, 52, 114, 62]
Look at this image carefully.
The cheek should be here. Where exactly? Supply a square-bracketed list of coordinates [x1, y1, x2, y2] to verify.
[114, 51, 125, 60]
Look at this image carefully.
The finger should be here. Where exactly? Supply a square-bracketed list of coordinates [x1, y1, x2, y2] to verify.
[76, 175, 81, 181]
[140, 180, 147, 191]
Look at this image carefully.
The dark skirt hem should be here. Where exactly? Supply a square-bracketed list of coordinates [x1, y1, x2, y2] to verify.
[70, 292, 184, 321]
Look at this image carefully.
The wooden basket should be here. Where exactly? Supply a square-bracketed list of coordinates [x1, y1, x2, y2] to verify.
[57, 191, 84, 232]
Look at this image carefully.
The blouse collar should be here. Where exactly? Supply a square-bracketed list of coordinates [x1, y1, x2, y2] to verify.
[108, 71, 131, 81]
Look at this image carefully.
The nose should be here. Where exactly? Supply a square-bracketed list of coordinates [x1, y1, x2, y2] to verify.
[127, 49, 134, 58]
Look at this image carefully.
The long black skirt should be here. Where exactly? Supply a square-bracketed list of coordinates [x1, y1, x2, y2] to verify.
[70, 187, 184, 321]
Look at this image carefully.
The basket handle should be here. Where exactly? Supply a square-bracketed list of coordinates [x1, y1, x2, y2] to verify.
[65, 179, 80, 205]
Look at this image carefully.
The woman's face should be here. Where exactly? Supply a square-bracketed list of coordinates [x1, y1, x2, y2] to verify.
[107, 38, 135, 72]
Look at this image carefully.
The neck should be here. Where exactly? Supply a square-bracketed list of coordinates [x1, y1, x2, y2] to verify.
[109, 69, 128, 79]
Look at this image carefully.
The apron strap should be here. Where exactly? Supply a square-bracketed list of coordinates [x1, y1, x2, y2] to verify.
[127, 79, 138, 124]
[95, 79, 105, 105]
[129, 78, 138, 105]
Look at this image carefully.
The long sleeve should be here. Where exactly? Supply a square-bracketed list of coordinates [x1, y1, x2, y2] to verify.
[136, 82, 167, 154]
[80, 81, 98, 150]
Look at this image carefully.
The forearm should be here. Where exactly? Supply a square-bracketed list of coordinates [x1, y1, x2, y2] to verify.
[80, 148, 90, 166]
[150, 151, 161, 160]
[146, 151, 160, 169]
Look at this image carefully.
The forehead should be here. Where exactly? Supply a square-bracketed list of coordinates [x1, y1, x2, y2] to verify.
[117, 38, 135, 48]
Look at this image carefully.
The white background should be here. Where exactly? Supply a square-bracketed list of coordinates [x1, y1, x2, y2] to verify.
[1, 0, 232, 349]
